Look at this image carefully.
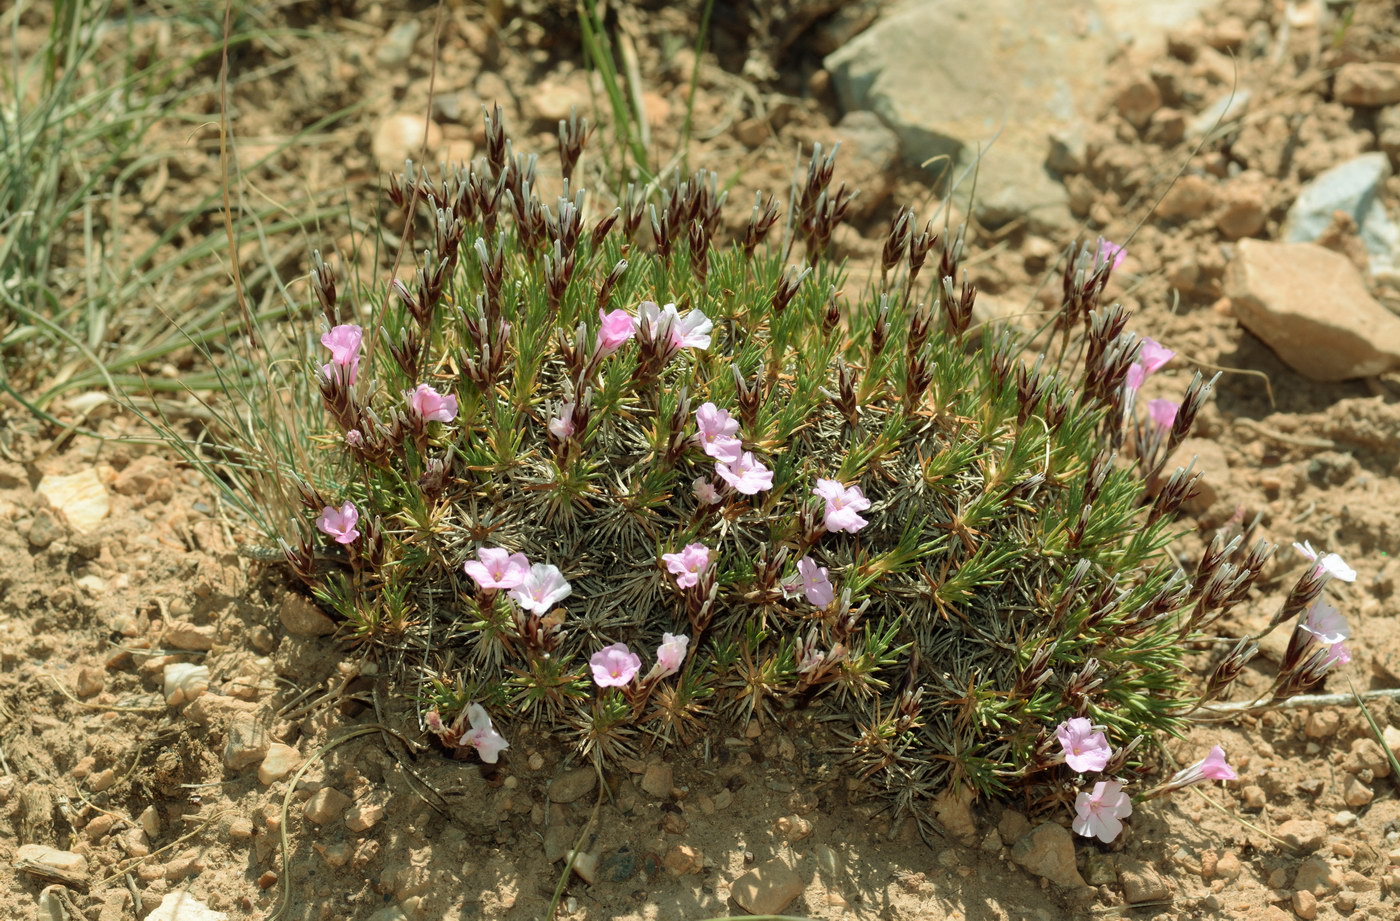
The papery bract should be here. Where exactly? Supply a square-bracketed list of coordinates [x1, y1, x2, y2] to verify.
[464, 547, 532, 590]
[1073, 779, 1133, 843]
[509, 563, 572, 613]
[316, 502, 360, 544]
[463, 703, 510, 764]
[813, 479, 871, 533]
[597, 308, 638, 353]
[716, 452, 773, 495]
[1055, 717, 1112, 773]
[1293, 541, 1357, 583]
[662, 543, 712, 589]
[655, 633, 689, 677]
[408, 383, 458, 423]
[591, 643, 642, 687]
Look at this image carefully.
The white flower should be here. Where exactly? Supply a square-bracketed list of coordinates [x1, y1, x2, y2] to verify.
[1293, 541, 1356, 583]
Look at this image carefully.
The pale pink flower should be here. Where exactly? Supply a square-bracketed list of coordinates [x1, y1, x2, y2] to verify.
[591, 643, 642, 687]
[638, 300, 712, 351]
[693, 477, 721, 505]
[463, 547, 531, 590]
[662, 542, 712, 589]
[654, 633, 689, 677]
[813, 479, 871, 533]
[1147, 398, 1178, 430]
[407, 383, 458, 423]
[1168, 745, 1237, 788]
[1126, 338, 1175, 391]
[1055, 718, 1112, 773]
[425, 710, 445, 734]
[1073, 779, 1133, 843]
[316, 502, 360, 544]
[548, 402, 576, 440]
[321, 324, 363, 384]
[462, 703, 510, 764]
[1300, 600, 1350, 645]
[1322, 642, 1352, 668]
[1293, 541, 1357, 583]
[508, 563, 572, 613]
[345, 429, 364, 447]
[716, 451, 773, 495]
[788, 557, 835, 608]
[1097, 236, 1127, 271]
[597, 308, 638, 353]
[695, 403, 743, 462]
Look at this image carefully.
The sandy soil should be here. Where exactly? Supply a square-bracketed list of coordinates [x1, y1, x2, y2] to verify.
[2, 1, 1400, 919]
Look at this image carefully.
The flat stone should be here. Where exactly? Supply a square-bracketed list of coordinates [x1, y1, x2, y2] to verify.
[278, 592, 337, 637]
[144, 892, 228, 921]
[165, 621, 217, 651]
[345, 799, 386, 833]
[257, 743, 301, 785]
[730, 857, 806, 915]
[664, 844, 704, 876]
[16, 844, 88, 883]
[36, 469, 109, 533]
[1117, 858, 1169, 903]
[1010, 823, 1086, 889]
[223, 720, 271, 770]
[1276, 818, 1324, 854]
[639, 763, 673, 798]
[1226, 239, 1400, 380]
[826, 0, 1125, 231]
[304, 788, 352, 824]
[1283, 153, 1398, 276]
[547, 767, 597, 804]
[1293, 856, 1341, 895]
[1335, 63, 1400, 107]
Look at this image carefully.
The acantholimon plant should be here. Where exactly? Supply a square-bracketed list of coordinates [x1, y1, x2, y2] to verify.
[271, 105, 1352, 835]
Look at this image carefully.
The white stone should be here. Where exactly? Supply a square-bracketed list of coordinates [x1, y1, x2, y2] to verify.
[1283, 153, 1398, 277]
[258, 743, 302, 785]
[36, 469, 109, 533]
[372, 114, 443, 174]
[144, 891, 229, 921]
[163, 663, 210, 706]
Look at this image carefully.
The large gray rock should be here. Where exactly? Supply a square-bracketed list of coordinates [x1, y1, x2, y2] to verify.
[1283, 153, 1399, 277]
[1010, 822, 1087, 889]
[825, 0, 1113, 231]
[1226, 239, 1400, 381]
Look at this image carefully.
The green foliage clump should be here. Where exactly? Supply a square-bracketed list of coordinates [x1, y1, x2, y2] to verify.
[283, 107, 1255, 813]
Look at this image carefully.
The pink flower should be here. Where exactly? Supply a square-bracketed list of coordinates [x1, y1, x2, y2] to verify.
[1300, 600, 1350, 645]
[638, 301, 712, 351]
[1097, 236, 1127, 271]
[662, 543, 712, 589]
[425, 710, 445, 734]
[1073, 779, 1133, 843]
[462, 703, 510, 764]
[1323, 642, 1352, 668]
[1168, 745, 1237, 788]
[654, 633, 689, 677]
[1147, 398, 1178, 430]
[463, 547, 531, 590]
[813, 479, 871, 533]
[787, 557, 835, 608]
[508, 563, 572, 613]
[597, 308, 638, 353]
[695, 403, 742, 463]
[316, 502, 360, 544]
[408, 383, 458, 423]
[321, 324, 363, 384]
[1293, 541, 1357, 583]
[1055, 718, 1112, 773]
[693, 477, 721, 505]
[548, 402, 576, 440]
[345, 429, 364, 447]
[1126, 338, 1175, 391]
[716, 452, 773, 495]
[591, 643, 642, 687]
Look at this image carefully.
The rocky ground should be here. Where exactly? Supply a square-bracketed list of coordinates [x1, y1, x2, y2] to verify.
[3, 0, 1400, 919]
